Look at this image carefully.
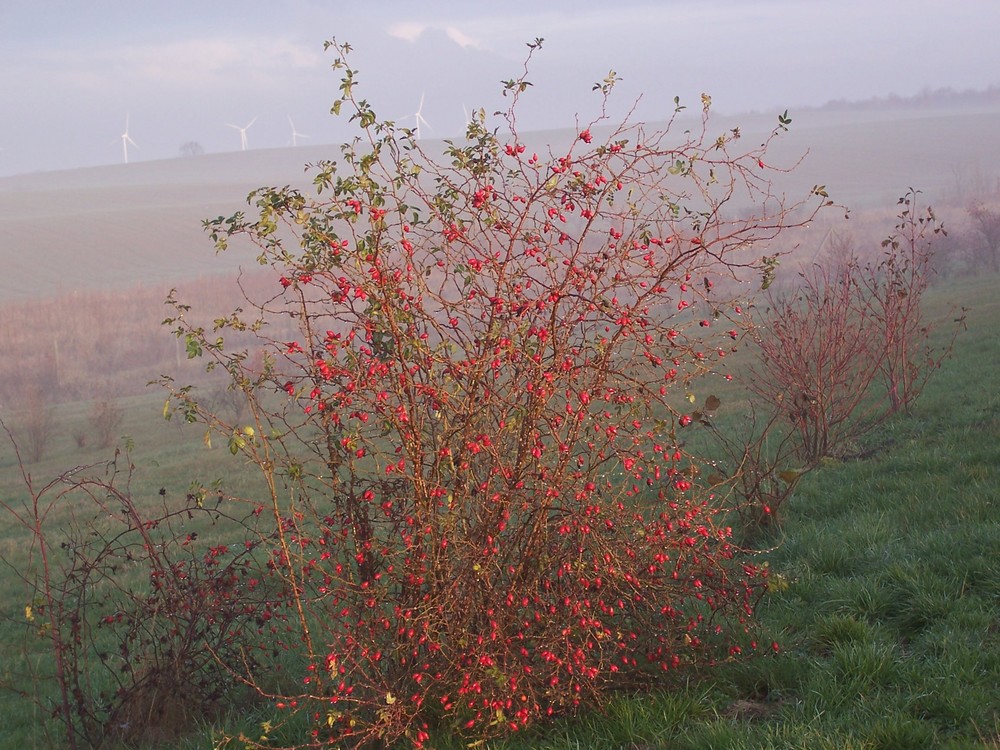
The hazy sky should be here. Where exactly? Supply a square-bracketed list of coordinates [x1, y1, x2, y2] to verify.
[1, 0, 997, 177]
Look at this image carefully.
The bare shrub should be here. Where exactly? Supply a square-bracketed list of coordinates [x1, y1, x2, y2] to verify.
[748, 190, 961, 465]
[0, 442, 273, 749]
[698, 399, 807, 536]
[966, 201, 1000, 273]
[89, 398, 124, 449]
[867, 191, 957, 413]
[9, 384, 57, 463]
[749, 258, 885, 464]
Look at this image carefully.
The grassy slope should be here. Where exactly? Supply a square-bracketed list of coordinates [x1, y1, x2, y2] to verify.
[0, 284, 997, 748]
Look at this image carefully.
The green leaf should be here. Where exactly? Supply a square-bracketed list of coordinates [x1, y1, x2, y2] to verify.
[185, 334, 203, 359]
[228, 434, 246, 455]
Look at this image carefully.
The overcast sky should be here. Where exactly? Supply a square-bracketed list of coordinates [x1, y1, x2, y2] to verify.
[1, 0, 997, 177]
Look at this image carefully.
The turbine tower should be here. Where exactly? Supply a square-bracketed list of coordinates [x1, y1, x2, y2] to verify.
[226, 117, 257, 151]
[119, 114, 138, 164]
[288, 116, 310, 147]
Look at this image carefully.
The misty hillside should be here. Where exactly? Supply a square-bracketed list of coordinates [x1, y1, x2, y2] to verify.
[1, 99, 998, 302]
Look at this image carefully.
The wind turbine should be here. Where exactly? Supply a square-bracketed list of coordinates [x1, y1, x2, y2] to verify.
[401, 93, 432, 140]
[287, 116, 310, 147]
[118, 114, 138, 164]
[226, 117, 257, 151]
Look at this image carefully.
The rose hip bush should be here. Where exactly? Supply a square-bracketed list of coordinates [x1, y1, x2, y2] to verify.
[160, 38, 829, 747]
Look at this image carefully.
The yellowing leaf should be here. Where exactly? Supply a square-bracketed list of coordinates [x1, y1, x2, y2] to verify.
[25, 605, 33, 622]
[767, 573, 791, 593]
[385, 692, 397, 705]
[778, 469, 805, 484]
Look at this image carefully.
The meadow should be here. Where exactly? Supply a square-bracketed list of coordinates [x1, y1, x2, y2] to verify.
[0, 266, 996, 749]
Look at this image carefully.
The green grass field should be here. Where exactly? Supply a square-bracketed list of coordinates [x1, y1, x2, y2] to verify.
[1, 272, 998, 749]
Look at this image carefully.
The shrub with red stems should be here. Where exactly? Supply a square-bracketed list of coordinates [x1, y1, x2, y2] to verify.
[156, 38, 836, 747]
[748, 189, 961, 465]
[161, 39, 832, 746]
